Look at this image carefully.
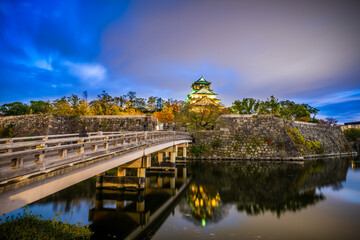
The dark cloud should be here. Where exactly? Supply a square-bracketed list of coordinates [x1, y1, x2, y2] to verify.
[0, 0, 359, 123]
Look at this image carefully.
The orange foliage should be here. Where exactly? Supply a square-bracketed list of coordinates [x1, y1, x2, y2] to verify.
[153, 107, 175, 123]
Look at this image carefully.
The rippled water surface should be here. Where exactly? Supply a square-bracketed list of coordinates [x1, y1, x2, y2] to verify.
[3, 158, 360, 239]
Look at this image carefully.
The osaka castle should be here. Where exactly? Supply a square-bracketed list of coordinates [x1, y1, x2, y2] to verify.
[186, 76, 221, 107]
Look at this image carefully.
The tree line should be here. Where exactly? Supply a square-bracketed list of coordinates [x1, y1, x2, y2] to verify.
[0, 91, 182, 117]
[0, 92, 337, 126]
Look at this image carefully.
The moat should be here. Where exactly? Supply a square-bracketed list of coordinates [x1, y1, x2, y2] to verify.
[2, 157, 360, 240]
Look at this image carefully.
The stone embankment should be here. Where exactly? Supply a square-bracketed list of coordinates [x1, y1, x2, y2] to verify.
[191, 115, 357, 160]
[0, 114, 157, 137]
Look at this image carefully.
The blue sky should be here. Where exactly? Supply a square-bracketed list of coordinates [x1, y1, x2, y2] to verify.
[0, 0, 359, 123]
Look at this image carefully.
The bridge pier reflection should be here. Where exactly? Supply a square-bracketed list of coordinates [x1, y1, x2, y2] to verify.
[89, 165, 190, 240]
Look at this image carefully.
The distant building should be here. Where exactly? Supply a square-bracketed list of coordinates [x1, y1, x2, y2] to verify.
[186, 76, 221, 107]
[341, 121, 360, 131]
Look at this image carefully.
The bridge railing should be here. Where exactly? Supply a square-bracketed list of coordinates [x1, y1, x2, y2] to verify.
[0, 131, 191, 181]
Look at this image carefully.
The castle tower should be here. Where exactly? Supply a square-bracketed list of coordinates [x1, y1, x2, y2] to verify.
[186, 76, 221, 107]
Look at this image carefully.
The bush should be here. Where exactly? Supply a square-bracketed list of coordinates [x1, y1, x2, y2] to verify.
[0, 208, 93, 240]
[190, 145, 209, 157]
[343, 128, 360, 142]
[0, 124, 15, 138]
[306, 141, 325, 154]
[211, 139, 222, 148]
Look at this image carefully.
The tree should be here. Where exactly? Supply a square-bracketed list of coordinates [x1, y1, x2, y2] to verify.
[231, 98, 259, 114]
[343, 128, 360, 142]
[133, 97, 146, 111]
[52, 97, 73, 115]
[0, 102, 30, 116]
[146, 96, 157, 111]
[156, 98, 164, 111]
[30, 101, 51, 114]
[259, 95, 280, 114]
[279, 100, 310, 121]
[82, 91, 88, 102]
[126, 91, 136, 108]
[301, 104, 319, 120]
[325, 117, 338, 126]
[89, 91, 116, 115]
[176, 104, 228, 131]
[153, 107, 175, 123]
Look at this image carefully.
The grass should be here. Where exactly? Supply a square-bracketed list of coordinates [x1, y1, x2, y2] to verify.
[0, 207, 93, 240]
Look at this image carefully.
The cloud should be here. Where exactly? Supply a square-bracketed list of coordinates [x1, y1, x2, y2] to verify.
[101, 0, 360, 100]
[309, 89, 360, 107]
[63, 61, 107, 86]
[34, 59, 53, 71]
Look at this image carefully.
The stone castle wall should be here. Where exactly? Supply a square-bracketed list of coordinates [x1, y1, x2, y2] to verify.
[0, 114, 158, 137]
[0, 114, 52, 137]
[191, 115, 356, 160]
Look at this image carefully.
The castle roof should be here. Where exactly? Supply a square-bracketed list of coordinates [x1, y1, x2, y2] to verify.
[193, 87, 217, 95]
[195, 76, 211, 84]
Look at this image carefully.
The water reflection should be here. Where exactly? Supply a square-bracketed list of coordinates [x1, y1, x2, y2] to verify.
[185, 184, 222, 227]
[3, 157, 357, 240]
[185, 158, 348, 221]
[89, 166, 189, 239]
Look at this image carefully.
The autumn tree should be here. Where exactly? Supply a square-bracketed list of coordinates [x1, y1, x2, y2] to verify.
[176, 104, 228, 131]
[153, 107, 175, 123]
[52, 97, 73, 115]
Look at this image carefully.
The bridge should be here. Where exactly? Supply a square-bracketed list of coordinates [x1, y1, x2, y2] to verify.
[0, 131, 192, 215]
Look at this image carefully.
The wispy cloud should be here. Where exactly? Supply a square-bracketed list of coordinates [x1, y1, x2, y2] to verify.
[63, 61, 107, 86]
[33, 59, 53, 71]
[309, 89, 360, 107]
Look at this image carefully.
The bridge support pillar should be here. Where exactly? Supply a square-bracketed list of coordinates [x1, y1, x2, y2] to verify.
[136, 201, 145, 212]
[170, 177, 175, 189]
[117, 167, 126, 177]
[96, 172, 105, 188]
[145, 155, 151, 168]
[183, 168, 187, 182]
[116, 200, 124, 209]
[170, 148, 176, 163]
[137, 168, 146, 189]
[183, 145, 187, 160]
[158, 152, 163, 163]
[157, 177, 163, 188]
[145, 177, 151, 187]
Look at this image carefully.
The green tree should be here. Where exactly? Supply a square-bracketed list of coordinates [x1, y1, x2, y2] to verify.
[231, 98, 260, 114]
[279, 100, 310, 121]
[126, 91, 136, 108]
[343, 128, 360, 142]
[133, 97, 146, 111]
[176, 104, 227, 131]
[0, 102, 30, 116]
[147, 96, 157, 111]
[30, 101, 52, 114]
[260, 95, 281, 114]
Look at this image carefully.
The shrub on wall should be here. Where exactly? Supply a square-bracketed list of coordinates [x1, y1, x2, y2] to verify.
[0, 124, 15, 138]
[286, 127, 325, 154]
[211, 139, 222, 148]
[190, 145, 210, 158]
